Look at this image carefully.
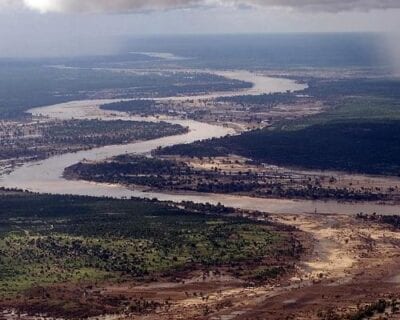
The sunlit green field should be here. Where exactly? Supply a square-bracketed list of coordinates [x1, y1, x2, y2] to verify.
[283, 97, 400, 130]
[0, 192, 293, 297]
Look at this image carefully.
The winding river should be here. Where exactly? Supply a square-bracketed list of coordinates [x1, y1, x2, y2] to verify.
[1, 70, 400, 215]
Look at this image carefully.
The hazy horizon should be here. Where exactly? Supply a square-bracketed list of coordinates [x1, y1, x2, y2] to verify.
[0, 0, 399, 58]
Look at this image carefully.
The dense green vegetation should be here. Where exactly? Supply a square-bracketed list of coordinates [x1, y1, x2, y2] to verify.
[0, 191, 297, 297]
[159, 121, 400, 175]
[40, 119, 185, 141]
[160, 92, 400, 176]
[100, 100, 157, 113]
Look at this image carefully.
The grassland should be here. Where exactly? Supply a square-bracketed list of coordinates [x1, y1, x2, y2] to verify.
[0, 190, 300, 317]
[280, 97, 400, 130]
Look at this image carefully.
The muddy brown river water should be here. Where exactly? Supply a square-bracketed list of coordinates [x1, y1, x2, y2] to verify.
[1, 70, 400, 215]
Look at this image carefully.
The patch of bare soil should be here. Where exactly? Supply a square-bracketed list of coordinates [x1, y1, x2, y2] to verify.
[119, 213, 400, 320]
[4, 213, 400, 320]
[227, 213, 400, 320]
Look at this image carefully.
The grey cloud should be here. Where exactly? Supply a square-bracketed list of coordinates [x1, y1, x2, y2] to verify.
[4, 0, 400, 13]
[249, 0, 400, 12]
[22, 0, 204, 13]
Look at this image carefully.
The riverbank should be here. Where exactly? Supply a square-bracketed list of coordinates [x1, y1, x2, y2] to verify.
[2, 70, 400, 215]
[2, 68, 400, 319]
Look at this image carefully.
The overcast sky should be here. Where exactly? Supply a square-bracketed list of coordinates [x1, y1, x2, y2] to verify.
[0, 0, 399, 57]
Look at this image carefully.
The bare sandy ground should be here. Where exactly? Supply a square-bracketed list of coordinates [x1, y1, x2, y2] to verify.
[119, 212, 400, 319]
[3, 69, 400, 319]
[56, 212, 400, 320]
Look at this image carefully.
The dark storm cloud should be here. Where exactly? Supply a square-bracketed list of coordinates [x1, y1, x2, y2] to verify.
[5, 0, 400, 13]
